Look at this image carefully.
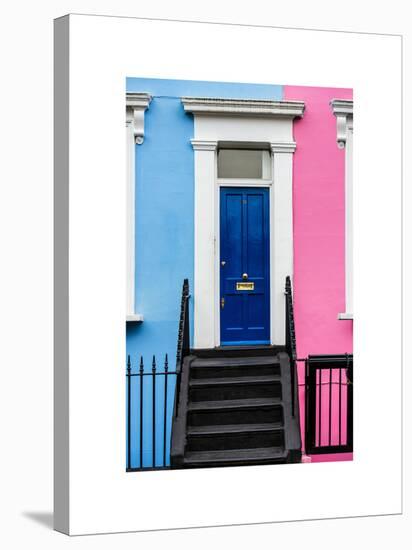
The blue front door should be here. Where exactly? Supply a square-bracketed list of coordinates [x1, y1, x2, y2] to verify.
[220, 187, 270, 345]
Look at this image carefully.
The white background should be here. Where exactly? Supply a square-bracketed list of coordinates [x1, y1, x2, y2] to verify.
[0, 0, 410, 548]
[68, 13, 402, 535]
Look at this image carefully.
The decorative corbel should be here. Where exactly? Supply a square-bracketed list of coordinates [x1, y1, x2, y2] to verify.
[330, 99, 353, 149]
[126, 92, 152, 144]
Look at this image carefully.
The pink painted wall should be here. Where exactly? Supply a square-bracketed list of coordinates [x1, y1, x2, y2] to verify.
[284, 85, 353, 461]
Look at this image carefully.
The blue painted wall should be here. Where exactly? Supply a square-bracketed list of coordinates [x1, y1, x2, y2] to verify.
[126, 77, 283, 468]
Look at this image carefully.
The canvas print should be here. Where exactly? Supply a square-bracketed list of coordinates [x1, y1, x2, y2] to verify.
[125, 77, 353, 472]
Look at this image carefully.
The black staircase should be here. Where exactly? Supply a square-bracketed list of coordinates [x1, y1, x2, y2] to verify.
[171, 278, 301, 469]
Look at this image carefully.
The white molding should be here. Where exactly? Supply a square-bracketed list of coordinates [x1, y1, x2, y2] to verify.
[331, 99, 354, 320]
[270, 141, 297, 153]
[330, 99, 353, 116]
[182, 97, 305, 118]
[188, 100, 303, 348]
[345, 124, 354, 317]
[217, 178, 272, 186]
[125, 93, 152, 319]
[330, 99, 353, 149]
[193, 144, 217, 348]
[126, 92, 152, 145]
[271, 148, 294, 344]
[126, 313, 144, 322]
[191, 139, 218, 151]
[338, 312, 353, 320]
[125, 119, 136, 318]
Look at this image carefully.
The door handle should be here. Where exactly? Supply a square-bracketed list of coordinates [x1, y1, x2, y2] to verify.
[242, 273, 248, 280]
[221, 297, 225, 309]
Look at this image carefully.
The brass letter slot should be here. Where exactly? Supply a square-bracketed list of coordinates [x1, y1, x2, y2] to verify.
[236, 282, 254, 291]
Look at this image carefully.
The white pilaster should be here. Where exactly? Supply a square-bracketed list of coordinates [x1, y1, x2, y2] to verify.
[271, 143, 295, 345]
[125, 92, 152, 320]
[331, 99, 354, 319]
[344, 121, 354, 317]
[192, 140, 218, 348]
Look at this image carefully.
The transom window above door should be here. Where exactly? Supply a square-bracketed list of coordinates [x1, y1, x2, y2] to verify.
[217, 147, 271, 180]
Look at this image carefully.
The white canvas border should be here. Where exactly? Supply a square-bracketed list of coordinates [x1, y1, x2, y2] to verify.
[56, 14, 402, 535]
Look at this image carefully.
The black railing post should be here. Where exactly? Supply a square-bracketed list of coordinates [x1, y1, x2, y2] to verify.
[163, 354, 168, 467]
[318, 368, 322, 447]
[139, 356, 144, 469]
[285, 276, 297, 417]
[306, 357, 317, 452]
[346, 353, 353, 450]
[127, 355, 131, 470]
[338, 365, 342, 446]
[285, 278, 291, 356]
[183, 279, 190, 359]
[328, 367, 333, 446]
[175, 279, 190, 415]
[304, 358, 309, 454]
[152, 355, 156, 468]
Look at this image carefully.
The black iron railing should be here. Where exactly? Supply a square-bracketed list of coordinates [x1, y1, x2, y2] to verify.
[175, 278, 190, 414]
[285, 276, 297, 416]
[126, 354, 177, 471]
[126, 279, 190, 472]
[305, 354, 353, 454]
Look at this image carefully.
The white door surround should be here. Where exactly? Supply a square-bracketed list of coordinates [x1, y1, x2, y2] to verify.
[182, 97, 305, 349]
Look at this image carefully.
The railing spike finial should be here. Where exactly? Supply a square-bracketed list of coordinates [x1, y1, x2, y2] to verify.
[127, 354, 131, 373]
[139, 356, 144, 374]
[152, 355, 156, 373]
[165, 353, 169, 372]
[285, 275, 292, 294]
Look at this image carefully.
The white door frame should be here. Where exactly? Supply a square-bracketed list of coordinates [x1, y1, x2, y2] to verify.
[182, 97, 305, 349]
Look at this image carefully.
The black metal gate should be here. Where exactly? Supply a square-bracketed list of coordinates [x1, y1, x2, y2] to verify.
[305, 354, 353, 454]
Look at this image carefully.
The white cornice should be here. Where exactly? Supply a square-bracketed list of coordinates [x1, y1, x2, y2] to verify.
[191, 139, 218, 151]
[191, 140, 297, 153]
[330, 99, 353, 149]
[126, 92, 152, 110]
[181, 97, 305, 118]
[330, 99, 353, 116]
[270, 141, 297, 154]
[126, 92, 152, 144]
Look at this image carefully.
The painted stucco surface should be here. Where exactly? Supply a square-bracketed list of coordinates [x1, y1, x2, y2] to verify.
[126, 77, 282, 467]
[284, 85, 353, 460]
